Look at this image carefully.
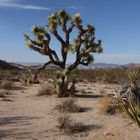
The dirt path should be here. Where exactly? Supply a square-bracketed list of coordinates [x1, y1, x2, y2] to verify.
[0, 83, 140, 140]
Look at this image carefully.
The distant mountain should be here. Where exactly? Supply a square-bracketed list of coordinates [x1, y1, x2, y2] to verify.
[10, 62, 59, 69]
[15, 62, 42, 66]
[9, 62, 126, 69]
[2, 60, 140, 70]
[80, 63, 121, 68]
[0, 60, 20, 70]
[88, 63, 140, 69]
[123, 63, 140, 68]
[91, 63, 121, 68]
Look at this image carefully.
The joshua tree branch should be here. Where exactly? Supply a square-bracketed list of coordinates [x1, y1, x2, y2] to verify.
[28, 44, 42, 53]
[48, 52, 63, 68]
[52, 30, 67, 64]
[53, 30, 66, 46]
[45, 31, 51, 43]
[68, 34, 84, 70]
[68, 57, 81, 71]
[30, 40, 43, 48]
[68, 28, 88, 71]
[50, 50, 60, 61]
[80, 61, 89, 66]
[61, 18, 67, 32]
[38, 61, 53, 71]
[68, 24, 74, 33]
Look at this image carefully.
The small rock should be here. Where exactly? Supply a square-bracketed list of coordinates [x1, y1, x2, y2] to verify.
[104, 132, 114, 136]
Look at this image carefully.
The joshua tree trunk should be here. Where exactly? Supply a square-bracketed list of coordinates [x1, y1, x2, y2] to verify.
[56, 75, 68, 97]
[61, 76, 66, 97]
[57, 73, 76, 97]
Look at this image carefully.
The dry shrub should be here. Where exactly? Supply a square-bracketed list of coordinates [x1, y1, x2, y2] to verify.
[19, 67, 140, 84]
[57, 114, 83, 134]
[56, 98, 81, 113]
[37, 82, 55, 96]
[99, 89, 106, 96]
[57, 114, 71, 129]
[97, 96, 120, 115]
[2, 98, 13, 102]
[72, 67, 130, 84]
[0, 91, 11, 98]
[0, 80, 13, 90]
[20, 75, 32, 86]
[0, 92, 6, 98]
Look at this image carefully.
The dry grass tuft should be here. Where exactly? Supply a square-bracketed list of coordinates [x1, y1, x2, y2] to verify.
[99, 89, 106, 96]
[57, 114, 84, 134]
[2, 98, 13, 102]
[97, 96, 120, 115]
[37, 83, 55, 96]
[0, 92, 6, 98]
[0, 80, 13, 90]
[57, 114, 72, 130]
[0, 91, 11, 98]
[20, 75, 32, 86]
[56, 98, 81, 113]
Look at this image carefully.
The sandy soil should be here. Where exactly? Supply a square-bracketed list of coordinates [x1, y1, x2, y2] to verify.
[0, 82, 140, 140]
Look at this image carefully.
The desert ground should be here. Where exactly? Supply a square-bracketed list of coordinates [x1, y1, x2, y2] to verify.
[0, 81, 139, 140]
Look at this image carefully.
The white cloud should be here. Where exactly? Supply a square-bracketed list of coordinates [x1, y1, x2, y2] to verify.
[0, 0, 14, 2]
[0, 0, 51, 10]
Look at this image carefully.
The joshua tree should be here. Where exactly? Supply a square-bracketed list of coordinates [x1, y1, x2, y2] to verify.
[24, 10, 103, 97]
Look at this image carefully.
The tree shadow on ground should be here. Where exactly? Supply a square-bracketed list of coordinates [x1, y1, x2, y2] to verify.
[0, 129, 33, 139]
[0, 116, 38, 126]
[57, 123, 103, 135]
[74, 124, 102, 132]
[0, 116, 39, 139]
[80, 107, 92, 112]
[75, 94, 102, 98]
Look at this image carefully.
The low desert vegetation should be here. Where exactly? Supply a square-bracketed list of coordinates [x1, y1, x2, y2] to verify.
[20, 70, 39, 86]
[0, 90, 13, 102]
[99, 89, 106, 96]
[71, 67, 129, 83]
[118, 69, 140, 127]
[0, 69, 22, 82]
[56, 98, 81, 113]
[20, 75, 32, 86]
[121, 98, 140, 128]
[2, 98, 13, 102]
[37, 86, 52, 96]
[97, 96, 121, 115]
[57, 114, 84, 134]
[37, 83, 56, 96]
[0, 91, 11, 97]
[0, 91, 6, 98]
[57, 114, 73, 133]
[111, 69, 140, 128]
[0, 80, 13, 90]
[35, 67, 140, 84]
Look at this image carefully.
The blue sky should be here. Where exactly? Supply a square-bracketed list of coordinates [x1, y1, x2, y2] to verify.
[0, 0, 140, 64]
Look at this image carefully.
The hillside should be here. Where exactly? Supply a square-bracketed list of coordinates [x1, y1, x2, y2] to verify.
[0, 60, 19, 70]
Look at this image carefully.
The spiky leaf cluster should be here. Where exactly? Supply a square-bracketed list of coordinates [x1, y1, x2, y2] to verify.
[120, 97, 140, 128]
